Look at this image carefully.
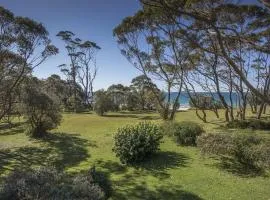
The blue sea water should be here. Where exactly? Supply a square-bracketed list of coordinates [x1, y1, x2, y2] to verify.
[170, 92, 239, 107]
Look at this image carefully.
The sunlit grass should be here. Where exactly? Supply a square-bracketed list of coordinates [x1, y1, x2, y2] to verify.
[1, 110, 270, 199]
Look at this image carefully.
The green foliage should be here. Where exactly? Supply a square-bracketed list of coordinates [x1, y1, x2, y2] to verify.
[72, 167, 111, 199]
[0, 6, 57, 121]
[107, 84, 130, 110]
[20, 82, 62, 138]
[197, 133, 235, 155]
[65, 95, 85, 112]
[113, 122, 163, 164]
[125, 92, 140, 111]
[226, 119, 270, 130]
[162, 121, 204, 146]
[130, 75, 159, 110]
[197, 133, 270, 170]
[94, 90, 114, 116]
[0, 167, 110, 200]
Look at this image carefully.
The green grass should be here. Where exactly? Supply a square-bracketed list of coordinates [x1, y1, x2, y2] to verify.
[1, 110, 270, 200]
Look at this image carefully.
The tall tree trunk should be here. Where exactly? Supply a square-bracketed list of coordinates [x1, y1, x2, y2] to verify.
[195, 108, 207, 123]
[257, 103, 265, 119]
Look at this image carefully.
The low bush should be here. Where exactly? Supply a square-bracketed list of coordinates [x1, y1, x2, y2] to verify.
[197, 133, 270, 170]
[162, 121, 204, 146]
[248, 120, 270, 130]
[72, 167, 111, 200]
[20, 86, 62, 138]
[94, 90, 114, 116]
[113, 122, 163, 164]
[226, 119, 270, 130]
[0, 167, 110, 200]
[73, 167, 112, 199]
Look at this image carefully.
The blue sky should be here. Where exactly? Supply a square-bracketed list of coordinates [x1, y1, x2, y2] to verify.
[1, 0, 141, 90]
[0, 0, 262, 91]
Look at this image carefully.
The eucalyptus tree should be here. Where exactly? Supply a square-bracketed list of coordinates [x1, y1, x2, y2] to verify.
[57, 31, 81, 112]
[43, 74, 70, 109]
[107, 84, 130, 110]
[57, 31, 100, 111]
[131, 75, 159, 110]
[20, 77, 62, 138]
[0, 6, 58, 121]
[251, 54, 270, 118]
[77, 41, 101, 107]
[114, 7, 193, 120]
[140, 0, 270, 106]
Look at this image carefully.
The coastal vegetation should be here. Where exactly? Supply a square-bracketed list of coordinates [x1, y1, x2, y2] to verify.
[1, 0, 270, 199]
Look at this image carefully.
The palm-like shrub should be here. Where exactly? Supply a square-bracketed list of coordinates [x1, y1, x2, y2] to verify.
[113, 122, 163, 164]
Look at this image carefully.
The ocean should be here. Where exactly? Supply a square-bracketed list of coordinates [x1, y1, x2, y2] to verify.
[169, 92, 239, 107]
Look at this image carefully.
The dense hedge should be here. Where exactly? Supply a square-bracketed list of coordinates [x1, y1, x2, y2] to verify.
[162, 121, 204, 146]
[0, 167, 111, 200]
[197, 133, 270, 170]
[113, 122, 163, 164]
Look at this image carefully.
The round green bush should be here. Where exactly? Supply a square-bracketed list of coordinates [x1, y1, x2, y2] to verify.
[113, 122, 163, 164]
[162, 121, 204, 146]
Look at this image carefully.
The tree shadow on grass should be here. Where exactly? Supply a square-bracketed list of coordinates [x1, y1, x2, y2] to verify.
[0, 132, 94, 174]
[114, 183, 204, 200]
[0, 122, 27, 136]
[133, 151, 189, 179]
[111, 176, 202, 200]
[94, 153, 197, 200]
[215, 156, 267, 178]
[95, 152, 189, 178]
[40, 133, 97, 169]
[96, 152, 189, 179]
[95, 160, 128, 175]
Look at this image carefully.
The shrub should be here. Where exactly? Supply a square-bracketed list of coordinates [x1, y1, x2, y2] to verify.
[226, 120, 250, 129]
[65, 95, 85, 113]
[197, 133, 270, 170]
[72, 167, 111, 199]
[20, 86, 62, 138]
[0, 167, 110, 200]
[248, 120, 270, 130]
[0, 167, 63, 200]
[197, 133, 235, 155]
[162, 121, 204, 146]
[226, 119, 270, 130]
[113, 122, 163, 164]
[94, 90, 114, 116]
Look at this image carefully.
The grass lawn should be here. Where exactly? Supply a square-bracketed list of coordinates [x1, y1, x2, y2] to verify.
[0, 110, 270, 200]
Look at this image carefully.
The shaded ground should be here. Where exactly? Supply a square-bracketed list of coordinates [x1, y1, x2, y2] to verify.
[0, 132, 93, 174]
[0, 122, 27, 136]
